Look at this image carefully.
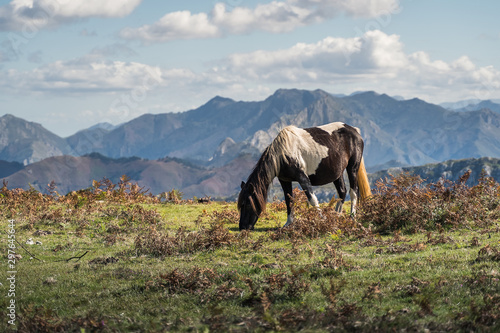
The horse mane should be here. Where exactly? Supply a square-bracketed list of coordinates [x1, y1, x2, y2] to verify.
[238, 126, 296, 214]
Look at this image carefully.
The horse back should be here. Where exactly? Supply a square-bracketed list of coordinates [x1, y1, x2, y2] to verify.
[282, 122, 363, 185]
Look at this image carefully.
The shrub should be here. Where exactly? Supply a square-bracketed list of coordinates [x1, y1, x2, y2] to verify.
[0, 176, 159, 229]
[359, 171, 500, 234]
[134, 221, 235, 256]
[271, 188, 361, 240]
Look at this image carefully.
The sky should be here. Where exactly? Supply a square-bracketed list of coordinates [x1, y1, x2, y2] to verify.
[0, 0, 499, 137]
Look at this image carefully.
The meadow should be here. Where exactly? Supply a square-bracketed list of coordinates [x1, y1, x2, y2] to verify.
[0, 173, 499, 332]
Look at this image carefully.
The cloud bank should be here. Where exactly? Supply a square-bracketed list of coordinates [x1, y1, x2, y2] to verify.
[120, 0, 400, 42]
[221, 30, 500, 95]
[2, 30, 498, 104]
[0, 0, 143, 31]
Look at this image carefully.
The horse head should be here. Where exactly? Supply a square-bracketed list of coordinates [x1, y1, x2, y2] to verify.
[237, 181, 260, 230]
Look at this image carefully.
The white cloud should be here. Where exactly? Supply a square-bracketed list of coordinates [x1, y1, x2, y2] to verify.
[120, 0, 401, 42]
[218, 30, 500, 101]
[211, 2, 311, 34]
[0, 55, 180, 93]
[224, 30, 407, 80]
[0, 0, 142, 31]
[288, 0, 400, 18]
[2, 30, 499, 106]
[120, 11, 220, 42]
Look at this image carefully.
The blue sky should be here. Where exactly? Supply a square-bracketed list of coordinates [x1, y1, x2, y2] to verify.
[0, 0, 499, 136]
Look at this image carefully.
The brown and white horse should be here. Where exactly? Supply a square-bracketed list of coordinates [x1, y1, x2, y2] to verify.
[238, 122, 371, 230]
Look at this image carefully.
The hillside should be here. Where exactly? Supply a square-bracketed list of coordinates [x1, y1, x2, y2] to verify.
[0, 160, 23, 178]
[2, 153, 256, 198]
[2, 89, 500, 169]
[2, 172, 499, 332]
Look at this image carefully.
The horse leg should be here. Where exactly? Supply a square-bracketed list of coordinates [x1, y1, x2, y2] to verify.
[346, 159, 360, 216]
[296, 172, 320, 208]
[279, 179, 294, 227]
[333, 177, 347, 213]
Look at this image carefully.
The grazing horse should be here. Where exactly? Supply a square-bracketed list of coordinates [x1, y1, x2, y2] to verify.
[238, 122, 371, 230]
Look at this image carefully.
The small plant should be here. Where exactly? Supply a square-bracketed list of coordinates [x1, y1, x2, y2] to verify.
[160, 189, 184, 204]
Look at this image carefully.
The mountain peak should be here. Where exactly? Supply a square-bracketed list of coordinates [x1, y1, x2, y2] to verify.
[270, 88, 329, 99]
[265, 89, 331, 110]
[346, 91, 398, 104]
[1, 113, 28, 122]
[204, 95, 235, 108]
[1, 113, 15, 119]
[88, 122, 117, 131]
[349, 91, 379, 97]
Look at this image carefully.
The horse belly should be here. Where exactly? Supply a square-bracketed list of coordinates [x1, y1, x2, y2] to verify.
[307, 151, 347, 186]
[308, 163, 343, 185]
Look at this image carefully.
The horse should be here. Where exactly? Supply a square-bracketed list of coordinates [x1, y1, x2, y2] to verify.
[237, 122, 371, 230]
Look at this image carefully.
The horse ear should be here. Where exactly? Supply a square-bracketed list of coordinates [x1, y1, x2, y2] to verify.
[241, 181, 246, 189]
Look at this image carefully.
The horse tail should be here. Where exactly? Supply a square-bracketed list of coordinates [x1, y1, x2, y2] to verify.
[357, 157, 372, 200]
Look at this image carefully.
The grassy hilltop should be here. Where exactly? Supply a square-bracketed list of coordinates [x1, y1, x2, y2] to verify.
[0, 173, 499, 332]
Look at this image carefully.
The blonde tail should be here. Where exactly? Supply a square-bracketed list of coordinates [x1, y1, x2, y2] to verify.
[357, 157, 372, 200]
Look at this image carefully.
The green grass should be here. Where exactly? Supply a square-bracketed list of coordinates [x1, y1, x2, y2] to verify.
[1, 198, 499, 332]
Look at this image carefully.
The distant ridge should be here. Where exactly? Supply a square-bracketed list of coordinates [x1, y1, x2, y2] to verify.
[370, 157, 500, 186]
[2, 89, 500, 171]
[441, 99, 500, 113]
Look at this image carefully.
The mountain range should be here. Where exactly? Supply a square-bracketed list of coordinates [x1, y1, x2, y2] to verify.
[441, 99, 500, 114]
[1, 153, 255, 198]
[1, 89, 500, 196]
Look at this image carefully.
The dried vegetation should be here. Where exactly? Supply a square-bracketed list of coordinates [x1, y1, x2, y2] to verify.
[1, 171, 499, 332]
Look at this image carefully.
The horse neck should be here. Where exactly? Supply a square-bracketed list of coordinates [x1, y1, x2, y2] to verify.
[258, 150, 280, 186]
[248, 152, 279, 209]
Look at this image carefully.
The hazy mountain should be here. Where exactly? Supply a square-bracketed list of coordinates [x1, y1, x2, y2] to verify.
[4, 89, 500, 199]
[339, 93, 500, 167]
[0, 114, 73, 165]
[93, 89, 332, 161]
[87, 122, 118, 131]
[440, 99, 482, 110]
[66, 126, 113, 156]
[457, 101, 500, 114]
[3, 89, 500, 171]
[105, 90, 500, 167]
[441, 99, 500, 113]
[239, 90, 500, 168]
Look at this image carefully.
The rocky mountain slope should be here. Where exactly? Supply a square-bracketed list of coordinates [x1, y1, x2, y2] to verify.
[2, 89, 500, 198]
[3, 89, 500, 169]
[0, 114, 73, 165]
